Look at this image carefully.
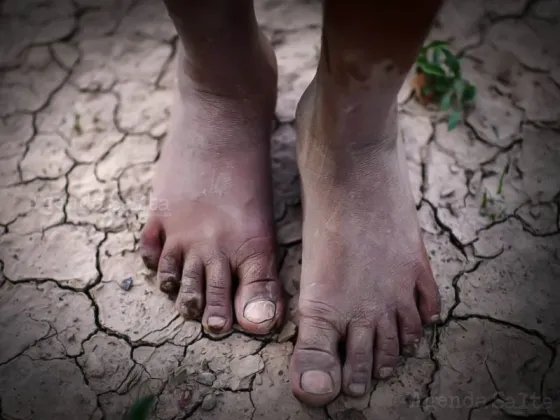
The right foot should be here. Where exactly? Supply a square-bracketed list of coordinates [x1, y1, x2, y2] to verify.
[140, 34, 284, 336]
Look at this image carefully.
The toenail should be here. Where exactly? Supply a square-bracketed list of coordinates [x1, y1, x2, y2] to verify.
[348, 382, 366, 395]
[300, 371, 334, 395]
[429, 314, 442, 324]
[243, 300, 276, 324]
[378, 367, 394, 379]
[184, 306, 201, 319]
[160, 278, 178, 294]
[207, 316, 226, 330]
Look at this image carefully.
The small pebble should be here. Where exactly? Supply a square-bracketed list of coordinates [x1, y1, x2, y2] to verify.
[197, 372, 216, 386]
[119, 277, 133, 291]
[201, 393, 217, 411]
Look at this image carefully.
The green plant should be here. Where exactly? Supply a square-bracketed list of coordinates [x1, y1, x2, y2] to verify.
[73, 112, 83, 135]
[125, 395, 156, 420]
[479, 161, 510, 220]
[414, 40, 476, 130]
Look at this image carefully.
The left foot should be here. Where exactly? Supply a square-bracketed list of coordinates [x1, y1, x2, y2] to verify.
[290, 81, 441, 406]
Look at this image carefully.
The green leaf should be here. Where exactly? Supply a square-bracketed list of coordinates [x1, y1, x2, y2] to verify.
[462, 83, 477, 103]
[496, 161, 510, 195]
[440, 90, 453, 111]
[447, 110, 462, 130]
[431, 48, 441, 66]
[434, 78, 453, 93]
[126, 395, 156, 420]
[480, 190, 488, 210]
[442, 48, 461, 77]
[453, 79, 466, 106]
[416, 52, 428, 66]
[424, 40, 449, 51]
[432, 50, 440, 64]
[422, 86, 433, 96]
[417, 60, 446, 77]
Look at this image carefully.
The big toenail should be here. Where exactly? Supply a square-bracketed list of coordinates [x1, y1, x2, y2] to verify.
[207, 316, 226, 330]
[243, 300, 276, 324]
[378, 367, 393, 379]
[430, 314, 442, 324]
[348, 382, 366, 395]
[301, 371, 334, 394]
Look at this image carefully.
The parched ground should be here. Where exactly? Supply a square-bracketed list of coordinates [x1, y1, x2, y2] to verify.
[1, 0, 559, 419]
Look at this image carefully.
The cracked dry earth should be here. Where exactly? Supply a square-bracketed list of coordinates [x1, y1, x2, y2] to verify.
[1, 0, 560, 419]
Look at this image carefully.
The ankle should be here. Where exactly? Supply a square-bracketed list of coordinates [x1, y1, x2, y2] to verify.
[176, 33, 277, 104]
[297, 84, 398, 163]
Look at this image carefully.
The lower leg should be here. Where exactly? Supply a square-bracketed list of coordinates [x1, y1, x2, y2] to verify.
[162, 0, 275, 97]
[291, 0, 442, 406]
[140, 0, 284, 336]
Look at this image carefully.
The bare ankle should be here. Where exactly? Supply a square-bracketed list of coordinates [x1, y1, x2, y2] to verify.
[296, 80, 399, 178]
[175, 32, 277, 103]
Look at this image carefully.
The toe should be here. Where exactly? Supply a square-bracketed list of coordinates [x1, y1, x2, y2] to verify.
[140, 217, 163, 270]
[234, 251, 284, 335]
[342, 325, 374, 397]
[176, 255, 204, 319]
[397, 301, 423, 357]
[290, 315, 341, 406]
[416, 267, 441, 325]
[202, 255, 233, 335]
[373, 313, 399, 379]
[157, 241, 182, 297]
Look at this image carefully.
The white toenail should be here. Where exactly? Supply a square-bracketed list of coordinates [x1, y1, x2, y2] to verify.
[207, 316, 226, 329]
[243, 300, 275, 323]
[301, 371, 334, 394]
[348, 383, 366, 395]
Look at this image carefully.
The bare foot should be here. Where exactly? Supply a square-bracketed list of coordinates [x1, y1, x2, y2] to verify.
[140, 35, 284, 336]
[290, 82, 441, 406]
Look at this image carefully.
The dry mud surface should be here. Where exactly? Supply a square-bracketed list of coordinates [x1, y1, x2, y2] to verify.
[1, 0, 559, 419]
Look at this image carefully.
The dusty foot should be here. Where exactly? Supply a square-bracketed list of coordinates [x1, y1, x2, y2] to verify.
[140, 36, 284, 336]
[290, 83, 441, 406]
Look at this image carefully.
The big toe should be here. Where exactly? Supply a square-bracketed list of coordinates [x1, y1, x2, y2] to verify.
[290, 315, 341, 406]
[140, 217, 163, 270]
[234, 251, 284, 335]
[416, 265, 442, 325]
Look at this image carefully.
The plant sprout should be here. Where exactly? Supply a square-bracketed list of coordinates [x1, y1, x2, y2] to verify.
[125, 395, 156, 420]
[414, 40, 477, 130]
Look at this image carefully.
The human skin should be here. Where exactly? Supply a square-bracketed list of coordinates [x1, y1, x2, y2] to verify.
[140, 0, 442, 406]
